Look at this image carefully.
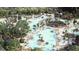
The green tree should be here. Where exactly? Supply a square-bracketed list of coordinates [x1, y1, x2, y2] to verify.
[4, 39, 20, 51]
[0, 38, 4, 47]
[67, 45, 79, 51]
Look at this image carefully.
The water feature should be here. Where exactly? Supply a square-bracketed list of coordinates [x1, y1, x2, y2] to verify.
[73, 32, 79, 35]
[27, 15, 48, 32]
[27, 26, 56, 51]
[26, 14, 57, 51]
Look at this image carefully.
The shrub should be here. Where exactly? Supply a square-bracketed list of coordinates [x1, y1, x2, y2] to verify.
[0, 38, 4, 47]
[20, 39, 25, 43]
[4, 39, 20, 51]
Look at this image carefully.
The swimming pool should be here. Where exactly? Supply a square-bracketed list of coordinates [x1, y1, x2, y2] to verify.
[74, 32, 79, 35]
[27, 26, 56, 51]
[27, 15, 48, 31]
[26, 14, 57, 51]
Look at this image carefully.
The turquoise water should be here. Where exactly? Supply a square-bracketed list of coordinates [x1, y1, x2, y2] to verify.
[74, 32, 79, 35]
[27, 15, 48, 31]
[27, 26, 56, 51]
[27, 15, 56, 51]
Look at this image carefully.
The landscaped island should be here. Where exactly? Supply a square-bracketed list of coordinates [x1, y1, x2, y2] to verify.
[0, 7, 79, 51]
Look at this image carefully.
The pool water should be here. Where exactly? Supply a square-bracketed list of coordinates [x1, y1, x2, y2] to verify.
[26, 15, 57, 51]
[27, 15, 48, 31]
[27, 26, 56, 51]
[74, 32, 79, 35]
